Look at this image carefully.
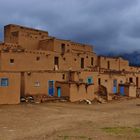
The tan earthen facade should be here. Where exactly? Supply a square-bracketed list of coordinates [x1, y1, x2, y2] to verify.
[0, 24, 139, 104]
[0, 72, 20, 104]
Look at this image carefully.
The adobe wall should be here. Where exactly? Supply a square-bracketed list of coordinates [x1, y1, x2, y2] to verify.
[39, 38, 94, 53]
[97, 74, 125, 94]
[119, 58, 129, 71]
[135, 74, 140, 88]
[129, 66, 140, 73]
[98, 56, 118, 70]
[72, 71, 99, 92]
[69, 83, 94, 102]
[55, 82, 70, 97]
[59, 52, 97, 70]
[0, 51, 54, 71]
[97, 73, 137, 94]
[55, 82, 94, 102]
[38, 38, 97, 68]
[39, 39, 54, 51]
[54, 39, 72, 53]
[72, 70, 139, 95]
[23, 71, 67, 96]
[4, 24, 49, 50]
[4, 24, 94, 53]
[129, 85, 137, 97]
[70, 42, 93, 53]
[74, 71, 116, 94]
[0, 50, 97, 71]
[118, 84, 136, 97]
[0, 72, 20, 104]
[98, 56, 129, 71]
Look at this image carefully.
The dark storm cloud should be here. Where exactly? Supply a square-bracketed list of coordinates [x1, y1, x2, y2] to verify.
[0, 0, 140, 54]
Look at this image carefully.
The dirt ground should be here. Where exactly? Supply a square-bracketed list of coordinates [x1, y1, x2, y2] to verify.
[0, 99, 140, 140]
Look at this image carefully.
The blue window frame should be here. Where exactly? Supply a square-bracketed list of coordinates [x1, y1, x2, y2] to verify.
[87, 77, 93, 84]
[0, 78, 9, 87]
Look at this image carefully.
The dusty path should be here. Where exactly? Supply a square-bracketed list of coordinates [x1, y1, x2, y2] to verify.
[0, 99, 140, 140]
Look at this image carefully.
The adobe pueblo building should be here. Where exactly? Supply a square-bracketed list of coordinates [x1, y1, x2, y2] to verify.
[0, 24, 140, 104]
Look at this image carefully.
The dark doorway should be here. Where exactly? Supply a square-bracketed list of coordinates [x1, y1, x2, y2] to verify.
[81, 58, 84, 69]
[129, 77, 133, 83]
[98, 78, 101, 85]
[107, 61, 110, 69]
[54, 57, 59, 65]
[20, 72, 25, 98]
[136, 77, 139, 87]
[91, 57, 94, 66]
[54, 57, 59, 70]
[61, 43, 65, 54]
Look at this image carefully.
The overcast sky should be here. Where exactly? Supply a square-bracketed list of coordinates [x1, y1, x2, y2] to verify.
[0, 0, 140, 54]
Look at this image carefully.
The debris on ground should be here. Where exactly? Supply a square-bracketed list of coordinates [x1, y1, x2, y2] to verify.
[85, 99, 92, 104]
[20, 95, 69, 104]
[79, 99, 92, 104]
[94, 94, 107, 104]
[112, 93, 134, 101]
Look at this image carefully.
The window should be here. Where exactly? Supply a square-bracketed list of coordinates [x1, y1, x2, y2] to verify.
[61, 43, 65, 54]
[62, 74, 65, 80]
[91, 57, 94, 66]
[136, 77, 139, 87]
[11, 31, 18, 37]
[36, 57, 40, 61]
[79, 78, 84, 82]
[10, 59, 14, 64]
[87, 77, 93, 84]
[54, 57, 59, 65]
[129, 78, 133, 83]
[98, 78, 101, 85]
[34, 81, 40, 87]
[0, 78, 9, 86]
[107, 61, 110, 69]
[54, 57, 59, 70]
[81, 58, 84, 69]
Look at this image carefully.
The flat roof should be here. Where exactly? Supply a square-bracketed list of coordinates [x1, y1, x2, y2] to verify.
[5, 24, 49, 34]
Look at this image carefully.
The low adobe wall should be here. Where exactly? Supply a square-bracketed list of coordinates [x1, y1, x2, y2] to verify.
[0, 72, 20, 104]
[69, 83, 95, 102]
[55, 81, 94, 102]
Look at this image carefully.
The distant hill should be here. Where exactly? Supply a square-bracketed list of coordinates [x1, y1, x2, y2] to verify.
[120, 52, 140, 66]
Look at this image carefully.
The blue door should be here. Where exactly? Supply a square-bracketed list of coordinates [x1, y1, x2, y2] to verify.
[48, 80, 54, 96]
[113, 87, 117, 94]
[120, 86, 125, 96]
[57, 87, 61, 97]
[113, 79, 117, 94]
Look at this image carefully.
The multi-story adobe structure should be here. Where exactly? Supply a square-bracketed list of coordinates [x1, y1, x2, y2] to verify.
[0, 24, 139, 104]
